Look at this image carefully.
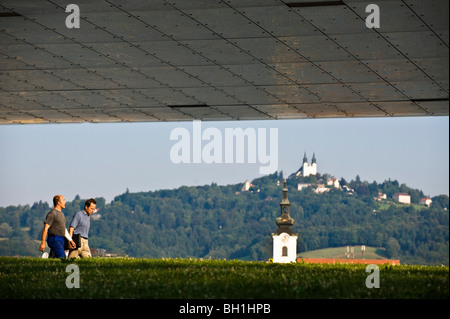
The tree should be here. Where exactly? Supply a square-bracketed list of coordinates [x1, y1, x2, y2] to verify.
[386, 238, 401, 258]
[0, 223, 13, 237]
[431, 195, 449, 210]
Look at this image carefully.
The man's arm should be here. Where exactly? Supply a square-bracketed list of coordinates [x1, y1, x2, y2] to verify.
[65, 228, 76, 249]
[67, 212, 79, 249]
[69, 226, 74, 238]
[39, 223, 50, 252]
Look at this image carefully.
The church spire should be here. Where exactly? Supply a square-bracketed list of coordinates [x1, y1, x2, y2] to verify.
[312, 152, 317, 164]
[275, 179, 296, 236]
[272, 179, 298, 263]
[303, 152, 308, 164]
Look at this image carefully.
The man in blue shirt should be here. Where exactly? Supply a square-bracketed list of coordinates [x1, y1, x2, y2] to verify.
[68, 198, 97, 258]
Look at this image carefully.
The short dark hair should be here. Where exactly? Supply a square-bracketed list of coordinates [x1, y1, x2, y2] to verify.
[53, 195, 61, 207]
[85, 198, 97, 208]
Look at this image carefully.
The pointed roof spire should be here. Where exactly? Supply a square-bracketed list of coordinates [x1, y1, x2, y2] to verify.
[276, 179, 296, 235]
[312, 152, 317, 164]
[281, 179, 290, 205]
[303, 152, 308, 164]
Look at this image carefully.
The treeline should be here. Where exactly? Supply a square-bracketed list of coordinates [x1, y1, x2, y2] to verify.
[0, 172, 448, 265]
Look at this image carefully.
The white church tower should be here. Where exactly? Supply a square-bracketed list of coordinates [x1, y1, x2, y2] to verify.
[273, 179, 298, 263]
[296, 153, 317, 177]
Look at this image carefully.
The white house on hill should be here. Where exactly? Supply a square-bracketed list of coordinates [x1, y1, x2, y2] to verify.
[419, 197, 432, 207]
[327, 178, 340, 189]
[393, 193, 411, 204]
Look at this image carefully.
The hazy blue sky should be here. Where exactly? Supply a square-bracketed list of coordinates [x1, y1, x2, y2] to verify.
[0, 116, 448, 207]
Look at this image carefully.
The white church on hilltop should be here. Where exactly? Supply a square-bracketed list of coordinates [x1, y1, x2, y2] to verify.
[295, 153, 317, 177]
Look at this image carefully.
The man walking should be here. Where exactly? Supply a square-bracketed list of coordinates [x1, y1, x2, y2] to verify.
[39, 195, 76, 258]
[68, 198, 96, 258]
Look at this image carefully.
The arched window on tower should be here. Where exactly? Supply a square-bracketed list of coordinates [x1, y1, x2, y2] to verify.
[282, 246, 288, 257]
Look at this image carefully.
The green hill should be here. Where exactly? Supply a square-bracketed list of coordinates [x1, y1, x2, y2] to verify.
[298, 246, 388, 260]
[0, 172, 448, 265]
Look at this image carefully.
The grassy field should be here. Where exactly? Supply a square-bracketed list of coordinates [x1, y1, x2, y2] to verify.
[0, 257, 448, 299]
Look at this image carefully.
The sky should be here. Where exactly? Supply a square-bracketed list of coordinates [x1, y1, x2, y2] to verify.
[0, 116, 448, 208]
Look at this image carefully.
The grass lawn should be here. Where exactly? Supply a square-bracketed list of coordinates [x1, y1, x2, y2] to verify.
[298, 246, 388, 259]
[0, 257, 448, 299]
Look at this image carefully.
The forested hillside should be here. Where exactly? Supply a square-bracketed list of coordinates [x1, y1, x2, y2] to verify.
[0, 172, 448, 265]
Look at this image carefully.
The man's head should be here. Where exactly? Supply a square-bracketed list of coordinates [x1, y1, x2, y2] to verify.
[53, 195, 66, 210]
[84, 198, 97, 215]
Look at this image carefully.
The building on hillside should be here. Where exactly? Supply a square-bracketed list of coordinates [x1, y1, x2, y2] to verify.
[298, 183, 312, 191]
[241, 180, 255, 192]
[327, 178, 340, 189]
[393, 192, 411, 204]
[343, 185, 355, 194]
[295, 153, 317, 177]
[419, 197, 432, 207]
[273, 179, 297, 263]
[314, 184, 330, 194]
[375, 192, 387, 201]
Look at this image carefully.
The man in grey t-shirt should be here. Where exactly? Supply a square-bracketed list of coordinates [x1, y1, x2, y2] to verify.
[39, 195, 75, 258]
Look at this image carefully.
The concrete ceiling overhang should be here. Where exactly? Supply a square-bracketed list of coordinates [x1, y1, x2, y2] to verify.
[0, 0, 448, 124]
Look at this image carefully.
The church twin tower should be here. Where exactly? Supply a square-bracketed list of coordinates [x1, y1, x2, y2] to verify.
[272, 179, 298, 263]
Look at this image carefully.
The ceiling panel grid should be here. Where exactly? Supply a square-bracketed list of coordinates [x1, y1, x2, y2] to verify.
[0, 0, 447, 124]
